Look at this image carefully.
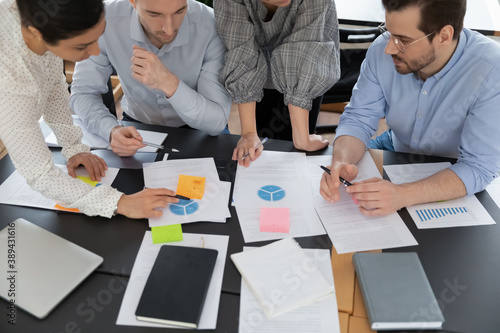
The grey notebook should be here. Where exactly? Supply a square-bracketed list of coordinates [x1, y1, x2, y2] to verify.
[353, 252, 444, 330]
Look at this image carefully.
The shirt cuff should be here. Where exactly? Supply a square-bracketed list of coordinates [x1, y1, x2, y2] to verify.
[448, 162, 476, 195]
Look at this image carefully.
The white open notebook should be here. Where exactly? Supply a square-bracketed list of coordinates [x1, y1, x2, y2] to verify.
[231, 238, 334, 318]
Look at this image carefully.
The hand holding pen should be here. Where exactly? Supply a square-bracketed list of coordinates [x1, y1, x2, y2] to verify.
[233, 134, 268, 167]
[319, 163, 359, 205]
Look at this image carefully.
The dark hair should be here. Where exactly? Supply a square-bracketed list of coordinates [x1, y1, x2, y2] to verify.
[16, 0, 104, 45]
[381, 0, 466, 40]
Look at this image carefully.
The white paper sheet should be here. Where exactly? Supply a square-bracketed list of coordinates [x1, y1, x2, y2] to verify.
[0, 165, 119, 211]
[486, 177, 500, 209]
[116, 232, 229, 329]
[238, 247, 340, 333]
[307, 153, 418, 254]
[43, 116, 167, 152]
[384, 163, 496, 229]
[233, 151, 326, 243]
[143, 159, 231, 226]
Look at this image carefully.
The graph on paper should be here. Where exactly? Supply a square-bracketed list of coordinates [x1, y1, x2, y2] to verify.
[415, 207, 477, 223]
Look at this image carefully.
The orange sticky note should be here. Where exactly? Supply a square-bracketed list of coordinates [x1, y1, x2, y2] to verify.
[260, 207, 290, 233]
[54, 204, 80, 213]
[176, 175, 206, 200]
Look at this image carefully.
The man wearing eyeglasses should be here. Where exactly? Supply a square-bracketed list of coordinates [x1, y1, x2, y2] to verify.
[320, 0, 500, 217]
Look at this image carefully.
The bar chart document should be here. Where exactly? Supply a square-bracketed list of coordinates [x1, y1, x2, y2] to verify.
[384, 163, 496, 229]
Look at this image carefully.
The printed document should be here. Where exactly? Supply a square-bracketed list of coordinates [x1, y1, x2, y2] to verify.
[0, 165, 118, 211]
[384, 163, 496, 229]
[486, 177, 500, 209]
[233, 151, 325, 243]
[143, 158, 231, 227]
[42, 115, 167, 152]
[238, 247, 340, 333]
[307, 153, 417, 254]
[116, 232, 229, 329]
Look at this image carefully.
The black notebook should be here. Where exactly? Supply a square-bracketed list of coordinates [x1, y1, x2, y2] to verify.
[353, 252, 444, 330]
[135, 245, 218, 328]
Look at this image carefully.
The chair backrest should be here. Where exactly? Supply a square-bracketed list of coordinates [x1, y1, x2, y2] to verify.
[322, 27, 381, 104]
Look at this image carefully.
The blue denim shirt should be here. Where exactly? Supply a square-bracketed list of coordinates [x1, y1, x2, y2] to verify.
[336, 28, 500, 195]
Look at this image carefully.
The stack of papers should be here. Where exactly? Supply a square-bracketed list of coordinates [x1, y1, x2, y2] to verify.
[233, 151, 326, 243]
[143, 158, 231, 227]
[306, 152, 418, 254]
[116, 232, 229, 329]
[384, 162, 496, 229]
[0, 165, 119, 212]
[238, 246, 340, 333]
[232, 238, 335, 318]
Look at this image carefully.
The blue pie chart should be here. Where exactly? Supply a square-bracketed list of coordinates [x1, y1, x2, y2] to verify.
[258, 185, 285, 202]
[169, 199, 199, 215]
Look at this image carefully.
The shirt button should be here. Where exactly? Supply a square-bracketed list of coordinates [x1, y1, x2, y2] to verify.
[412, 137, 418, 141]
[422, 91, 428, 95]
[417, 113, 422, 118]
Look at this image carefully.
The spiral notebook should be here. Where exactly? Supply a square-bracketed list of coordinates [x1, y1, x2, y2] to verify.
[231, 238, 334, 318]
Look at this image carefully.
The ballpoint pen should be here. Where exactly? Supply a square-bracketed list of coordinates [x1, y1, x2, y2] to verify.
[318, 164, 353, 186]
[134, 138, 164, 150]
[241, 137, 269, 160]
[143, 187, 191, 200]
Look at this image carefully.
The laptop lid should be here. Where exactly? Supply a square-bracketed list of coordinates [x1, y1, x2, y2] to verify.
[0, 218, 103, 319]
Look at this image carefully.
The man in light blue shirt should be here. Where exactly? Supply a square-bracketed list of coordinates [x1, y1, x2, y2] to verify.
[320, 0, 500, 216]
[70, 0, 231, 156]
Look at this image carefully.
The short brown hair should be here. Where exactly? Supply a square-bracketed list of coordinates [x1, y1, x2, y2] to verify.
[382, 0, 466, 40]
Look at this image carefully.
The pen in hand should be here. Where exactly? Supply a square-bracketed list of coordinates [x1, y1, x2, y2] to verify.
[133, 137, 164, 150]
[318, 164, 353, 186]
[143, 187, 191, 200]
[241, 137, 269, 160]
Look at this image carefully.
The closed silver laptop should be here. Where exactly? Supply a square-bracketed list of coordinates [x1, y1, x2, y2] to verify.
[0, 218, 103, 319]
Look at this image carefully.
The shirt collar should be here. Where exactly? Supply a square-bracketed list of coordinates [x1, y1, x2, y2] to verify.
[129, 9, 190, 53]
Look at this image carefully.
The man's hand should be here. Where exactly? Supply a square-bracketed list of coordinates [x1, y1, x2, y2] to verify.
[346, 177, 405, 216]
[67, 153, 107, 181]
[319, 161, 358, 203]
[232, 133, 264, 167]
[110, 126, 145, 156]
[131, 45, 179, 97]
[116, 188, 180, 219]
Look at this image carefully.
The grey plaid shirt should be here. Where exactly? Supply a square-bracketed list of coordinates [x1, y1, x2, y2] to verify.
[214, 0, 340, 110]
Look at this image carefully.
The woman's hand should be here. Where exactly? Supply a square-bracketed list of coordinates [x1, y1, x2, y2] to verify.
[232, 133, 264, 167]
[67, 152, 107, 181]
[116, 188, 180, 219]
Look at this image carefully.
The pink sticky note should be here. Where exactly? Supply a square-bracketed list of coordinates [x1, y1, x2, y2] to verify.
[260, 207, 290, 233]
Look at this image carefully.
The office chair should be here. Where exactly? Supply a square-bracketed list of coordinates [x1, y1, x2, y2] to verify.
[316, 26, 382, 134]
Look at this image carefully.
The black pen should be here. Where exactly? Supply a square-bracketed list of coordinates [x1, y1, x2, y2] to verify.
[318, 164, 353, 186]
[143, 187, 191, 200]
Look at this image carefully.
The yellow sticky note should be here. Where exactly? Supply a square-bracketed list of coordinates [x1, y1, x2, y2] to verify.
[176, 175, 206, 200]
[76, 175, 99, 187]
[151, 224, 183, 244]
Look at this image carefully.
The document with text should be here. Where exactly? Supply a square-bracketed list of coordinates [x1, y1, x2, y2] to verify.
[238, 247, 340, 333]
[307, 153, 417, 254]
[42, 115, 167, 152]
[233, 151, 326, 243]
[486, 177, 500, 210]
[384, 162, 496, 229]
[143, 158, 231, 227]
[0, 165, 119, 211]
[116, 232, 228, 329]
